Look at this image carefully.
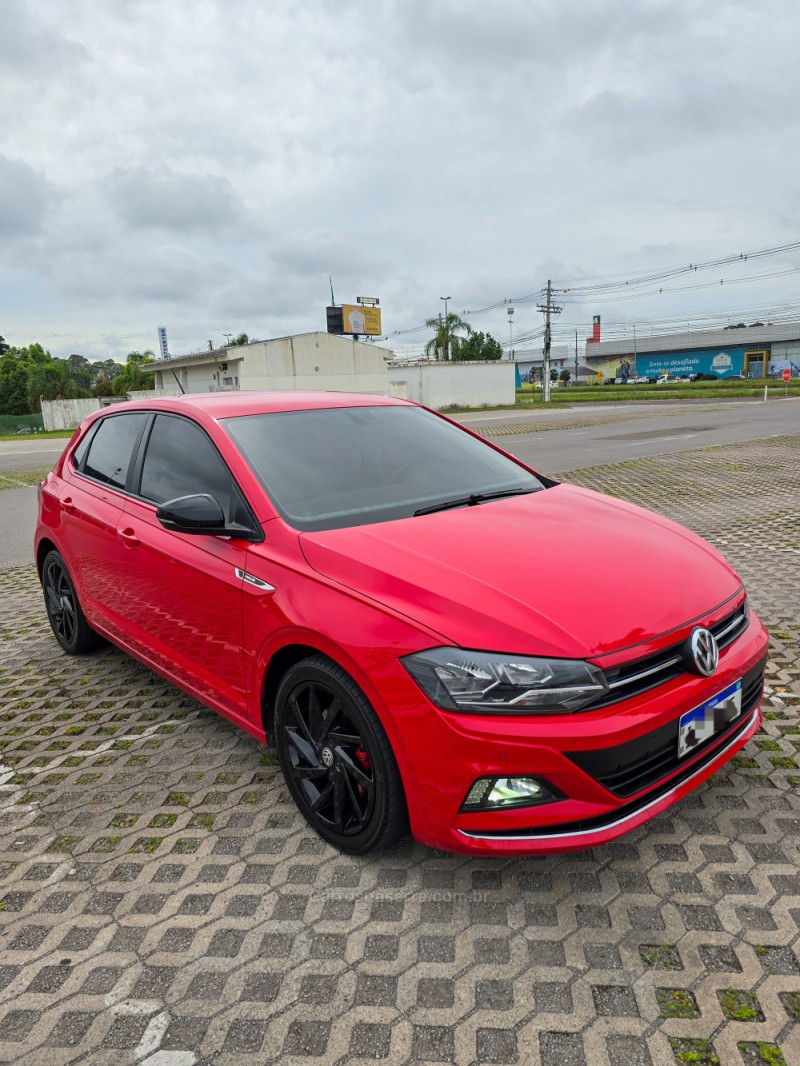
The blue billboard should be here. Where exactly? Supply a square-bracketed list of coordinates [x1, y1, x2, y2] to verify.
[636, 344, 750, 378]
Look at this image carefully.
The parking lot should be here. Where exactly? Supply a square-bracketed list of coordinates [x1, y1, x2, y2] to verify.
[0, 422, 798, 1065]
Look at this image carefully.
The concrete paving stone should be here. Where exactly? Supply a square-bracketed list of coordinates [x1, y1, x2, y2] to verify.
[592, 984, 641, 1017]
[475, 1026, 518, 1064]
[697, 944, 743, 974]
[221, 1017, 269, 1052]
[532, 981, 573, 1013]
[282, 1018, 330, 1056]
[0, 1009, 40, 1042]
[474, 979, 514, 1010]
[411, 1023, 454, 1062]
[539, 1029, 587, 1066]
[415, 977, 454, 1009]
[351, 973, 396, 1008]
[46, 1009, 96, 1046]
[606, 1033, 654, 1066]
[2, 427, 800, 1064]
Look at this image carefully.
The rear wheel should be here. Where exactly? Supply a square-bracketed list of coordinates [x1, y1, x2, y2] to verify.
[42, 550, 106, 654]
[273, 655, 407, 853]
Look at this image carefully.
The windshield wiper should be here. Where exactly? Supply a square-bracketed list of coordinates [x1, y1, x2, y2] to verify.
[414, 487, 535, 517]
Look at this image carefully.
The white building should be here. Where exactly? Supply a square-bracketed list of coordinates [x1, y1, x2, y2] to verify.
[149, 332, 396, 396]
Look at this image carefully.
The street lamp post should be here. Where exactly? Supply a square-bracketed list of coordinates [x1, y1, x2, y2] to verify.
[440, 296, 451, 360]
[223, 333, 233, 346]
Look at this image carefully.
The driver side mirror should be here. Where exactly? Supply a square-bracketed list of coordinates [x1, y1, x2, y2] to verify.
[156, 493, 261, 541]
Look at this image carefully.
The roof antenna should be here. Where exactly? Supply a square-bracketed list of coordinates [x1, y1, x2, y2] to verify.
[329, 275, 336, 305]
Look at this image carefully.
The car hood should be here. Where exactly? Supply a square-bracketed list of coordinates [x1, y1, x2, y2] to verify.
[299, 484, 742, 658]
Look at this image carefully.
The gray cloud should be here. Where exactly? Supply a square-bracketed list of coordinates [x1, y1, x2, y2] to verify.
[2, 0, 800, 359]
[105, 166, 245, 233]
[0, 156, 53, 237]
[1, 0, 87, 72]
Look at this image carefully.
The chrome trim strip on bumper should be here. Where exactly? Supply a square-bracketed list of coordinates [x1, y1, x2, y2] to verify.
[457, 705, 759, 843]
[606, 655, 682, 690]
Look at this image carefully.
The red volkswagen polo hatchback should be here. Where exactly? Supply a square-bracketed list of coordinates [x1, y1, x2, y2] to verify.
[35, 392, 768, 855]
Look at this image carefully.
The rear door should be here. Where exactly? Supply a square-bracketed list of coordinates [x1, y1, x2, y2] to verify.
[59, 411, 150, 637]
[116, 413, 254, 718]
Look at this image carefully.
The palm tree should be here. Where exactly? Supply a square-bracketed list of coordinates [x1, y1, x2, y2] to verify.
[424, 312, 472, 361]
[112, 351, 157, 396]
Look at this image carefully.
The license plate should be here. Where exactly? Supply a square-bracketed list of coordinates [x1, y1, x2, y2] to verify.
[678, 679, 743, 758]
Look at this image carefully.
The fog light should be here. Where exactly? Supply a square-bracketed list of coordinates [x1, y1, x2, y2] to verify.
[460, 775, 563, 812]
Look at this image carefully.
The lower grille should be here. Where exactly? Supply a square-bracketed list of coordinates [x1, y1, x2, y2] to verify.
[566, 656, 766, 798]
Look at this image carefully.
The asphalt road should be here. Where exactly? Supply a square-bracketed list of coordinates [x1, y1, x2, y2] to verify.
[457, 397, 800, 473]
[0, 435, 71, 470]
[2, 398, 798, 569]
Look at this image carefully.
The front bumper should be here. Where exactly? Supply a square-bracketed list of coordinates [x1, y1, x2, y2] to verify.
[379, 610, 769, 856]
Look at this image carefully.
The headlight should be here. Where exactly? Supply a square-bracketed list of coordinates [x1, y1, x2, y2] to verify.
[402, 648, 607, 714]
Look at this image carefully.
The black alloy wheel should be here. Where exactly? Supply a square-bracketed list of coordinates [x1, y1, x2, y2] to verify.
[41, 550, 105, 654]
[273, 655, 407, 853]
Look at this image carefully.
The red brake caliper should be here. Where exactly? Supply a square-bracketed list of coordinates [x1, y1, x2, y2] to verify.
[354, 746, 371, 796]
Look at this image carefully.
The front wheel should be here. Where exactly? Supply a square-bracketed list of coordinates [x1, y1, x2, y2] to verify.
[41, 550, 106, 655]
[273, 655, 408, 853]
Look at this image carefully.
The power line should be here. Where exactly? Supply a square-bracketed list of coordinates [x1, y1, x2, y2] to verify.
[376, 239, 800, 343]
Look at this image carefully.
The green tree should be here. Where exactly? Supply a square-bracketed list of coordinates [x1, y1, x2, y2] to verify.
[0, 351, 30, 413]
[424, 312, 472, 361]
[112, 351, 157, 396]
[559, 369, 571, 385]
[229, 333, 251, 346]
[67, 353, 93, 391]
[454, 331, 503, 362]
[27, 358, 79, 411]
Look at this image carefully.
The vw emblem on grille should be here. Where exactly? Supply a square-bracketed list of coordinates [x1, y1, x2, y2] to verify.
[689, 627, 719, 676]
[321, 747, 334, 768]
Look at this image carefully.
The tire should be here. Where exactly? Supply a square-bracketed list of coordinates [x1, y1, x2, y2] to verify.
[273, 655, 408, 854]
[41, 550, 106, 655]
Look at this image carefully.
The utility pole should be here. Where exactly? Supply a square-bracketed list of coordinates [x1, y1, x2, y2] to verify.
[575, 330, 578, 387]
[537, 280, 562, 403]
[633, 323, 638, 379]
[440, 296, 451, 361]
[508, 306, 514, 360]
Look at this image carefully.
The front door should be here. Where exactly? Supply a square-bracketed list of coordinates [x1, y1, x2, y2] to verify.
[115, 413, 253, 719]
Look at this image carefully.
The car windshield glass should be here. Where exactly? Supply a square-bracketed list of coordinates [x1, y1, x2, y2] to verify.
[223, 405, 545, 531]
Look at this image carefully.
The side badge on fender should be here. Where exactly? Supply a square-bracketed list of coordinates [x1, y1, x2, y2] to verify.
[235, 568, 275, 591]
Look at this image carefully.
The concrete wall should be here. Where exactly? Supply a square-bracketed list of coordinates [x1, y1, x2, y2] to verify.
[387, 361, 514, 409]
[127, 387, 181, 400]
[243, 334, 391, 393]
[41, 398, 102, 431]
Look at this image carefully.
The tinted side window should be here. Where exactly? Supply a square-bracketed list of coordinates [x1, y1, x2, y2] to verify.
[71, 423, 98, 469]
[83, 414, 149, 489]
[140, 415, 235, 506]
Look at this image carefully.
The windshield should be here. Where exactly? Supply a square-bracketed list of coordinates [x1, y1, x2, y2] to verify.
[223, 404, 545, 531]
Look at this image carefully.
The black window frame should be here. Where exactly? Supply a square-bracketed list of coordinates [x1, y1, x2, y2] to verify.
[130, 412, 263, 542]
[72, 411, 150, 494]
[70, 421, 99, 471]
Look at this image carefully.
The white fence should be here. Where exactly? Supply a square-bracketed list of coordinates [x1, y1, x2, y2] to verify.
[41, 398, 102, 431]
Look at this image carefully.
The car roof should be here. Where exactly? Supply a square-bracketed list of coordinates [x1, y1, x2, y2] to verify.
[116, 390, 412, 419]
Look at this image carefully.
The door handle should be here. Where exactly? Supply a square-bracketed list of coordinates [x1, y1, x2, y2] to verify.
[119, 528, 140, 547]
[61, 496, 75, 514]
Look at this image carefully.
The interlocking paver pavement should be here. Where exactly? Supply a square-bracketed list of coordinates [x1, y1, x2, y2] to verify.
[0, 430, 798, 1065]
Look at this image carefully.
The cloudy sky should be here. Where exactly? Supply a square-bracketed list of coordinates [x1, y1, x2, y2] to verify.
[3, 0, 800, 362]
